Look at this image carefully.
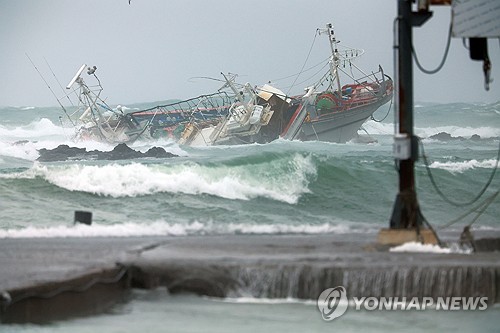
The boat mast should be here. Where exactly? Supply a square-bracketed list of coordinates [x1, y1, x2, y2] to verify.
[320, 24, 342, 94]
[220, 73, 245, 105]
[220, 72, 255, 111]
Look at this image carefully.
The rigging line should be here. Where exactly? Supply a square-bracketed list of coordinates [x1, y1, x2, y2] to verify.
[467, 191, 499, 227]
[281, 62, 330, 91]
[363, 122, 392, 135]
[371, 96, 393, 122]
[419, 137, 500, 207]
[349, 60, 355, 81]
[345, 61, 381, 84]
[412, 21, 452, 75]
[437, 191, 499, 229]
[25, 53, 76, 127]
[83, 90, 116, 142]
[43, 57, 74, 106]
[57, 116, 69, 140]
[337, 66, 377, 97]
[417, 209, 443, 246]
[269, 56, 330, 83]
[345, 57, 372, 81]
[339, 64, 358, 84]
[424, 219, 443, 247]
[336, 43, 364, 55]
[286, 29, 319, 96]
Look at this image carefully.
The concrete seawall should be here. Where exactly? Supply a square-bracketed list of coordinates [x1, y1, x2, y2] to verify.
[1, 232, 499, 323]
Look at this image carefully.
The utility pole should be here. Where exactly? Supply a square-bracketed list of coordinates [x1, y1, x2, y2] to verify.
[390, 0, 428, 229]
[379, 0, 497, 244]
[380, 0, 434, 244]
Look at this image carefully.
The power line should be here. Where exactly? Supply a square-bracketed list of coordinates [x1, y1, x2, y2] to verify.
[419, 137, 500, 207]
[412, 22, 452, 75]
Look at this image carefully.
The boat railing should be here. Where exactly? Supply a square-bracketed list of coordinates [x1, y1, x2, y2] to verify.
[338, 66, 387, 98]
[130, 91, 234, 114]
[128, 91, 235, 131]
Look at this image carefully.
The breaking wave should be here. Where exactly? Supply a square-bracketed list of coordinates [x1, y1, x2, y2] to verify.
[0, 118, 65, 139]
[2, 153, 316, 204]
[0, 221, 356, 238]
[363, 121, 500, 139]
[429, 159, 498, 173]
[390, 241, 471, 254]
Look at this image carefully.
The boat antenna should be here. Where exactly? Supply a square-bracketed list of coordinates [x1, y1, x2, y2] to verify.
[188, 76, 226, 84]
[44, 57, 74, 106]
[25, 53, 75, 126]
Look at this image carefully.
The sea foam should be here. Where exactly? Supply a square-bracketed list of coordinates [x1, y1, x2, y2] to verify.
[389, 242, 471, 254]
[5, 153, 316, 203]
[0, 118, 65, 139]
[429, 158, 498, 173]
[0, 221, 353, 239]
[0, 221, 204, 238]
[362, 120, 500, 139]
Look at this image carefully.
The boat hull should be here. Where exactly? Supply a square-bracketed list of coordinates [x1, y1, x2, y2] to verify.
[298, 93, 391, 143]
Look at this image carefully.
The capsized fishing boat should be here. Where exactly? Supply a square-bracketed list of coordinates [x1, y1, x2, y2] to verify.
[133, 23, 394, 145]
[59, 64, 142, 144]
[59, 65, 237, 144]
[279, 23, 393, 143]
[59, 67, 288, 145]
[57, 23, 392, 146]
[173, 74, 290, 146]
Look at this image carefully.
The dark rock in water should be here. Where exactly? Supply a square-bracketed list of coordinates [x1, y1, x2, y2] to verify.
[429, 132, 460, 141]
[106, 143, 143, 160]
[38, 145, 88, 162]
[429, 132, 496, 142]
[37, 144, 177, 162]
[12, 140, 31, 146]
[432, 132, 451, 140]
[144, 146, 175, 158]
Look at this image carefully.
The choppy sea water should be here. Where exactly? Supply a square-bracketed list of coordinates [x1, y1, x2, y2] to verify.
[1, 101, 499, 331]
[4, 291, 500, 333]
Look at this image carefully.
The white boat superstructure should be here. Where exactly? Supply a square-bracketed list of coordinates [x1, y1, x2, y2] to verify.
[178, 75, 289, 146]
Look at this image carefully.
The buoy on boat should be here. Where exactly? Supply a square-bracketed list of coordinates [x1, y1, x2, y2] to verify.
[316, 92, 338, 113]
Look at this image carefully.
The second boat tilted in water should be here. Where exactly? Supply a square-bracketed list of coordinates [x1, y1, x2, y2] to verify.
[58, 23, 393, 146]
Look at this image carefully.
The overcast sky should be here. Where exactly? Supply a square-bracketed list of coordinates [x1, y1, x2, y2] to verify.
[1, 0, 499, 107]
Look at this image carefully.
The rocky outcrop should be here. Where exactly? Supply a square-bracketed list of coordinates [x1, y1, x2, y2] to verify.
[429, 132, 497, 141]
[37, 143, 177, 162]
